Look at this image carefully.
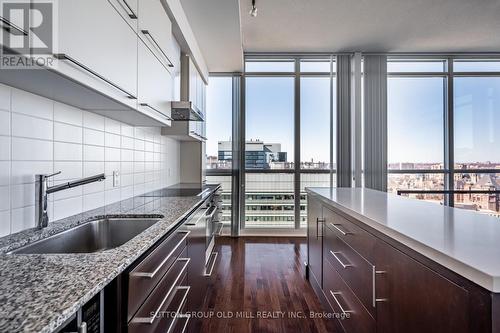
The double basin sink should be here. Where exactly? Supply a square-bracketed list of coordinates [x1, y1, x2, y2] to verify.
[10, 216, 163, 254]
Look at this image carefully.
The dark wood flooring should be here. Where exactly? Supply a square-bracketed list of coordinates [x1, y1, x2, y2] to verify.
[195, 237, 337, 333]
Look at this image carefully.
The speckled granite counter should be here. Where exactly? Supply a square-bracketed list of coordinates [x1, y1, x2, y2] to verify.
[0, 183, 219, 333]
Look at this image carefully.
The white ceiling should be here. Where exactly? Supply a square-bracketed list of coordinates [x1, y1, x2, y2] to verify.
[240, 0, 500, 53]
[180, 0, 500, 73]
[180, 0, 243, 72]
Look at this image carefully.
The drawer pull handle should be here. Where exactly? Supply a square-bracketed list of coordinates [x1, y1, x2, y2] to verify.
[330, 223, 352, 236]
[203, 251, 218, 276]
[141, 30, 174, 68]
[205, 206, 218, 220]
[213, 222, 224, 236]
[330, 250, 353, 269]
[179, 315, 190, 333]
[54, 53, 137, 100]
[329, 290, 353, 315]
[165, 286, 190, 333]
[132, 258, 190, 324]
[185, 208, 207, 226]
[131, 231, 190, 278]
[140, 103, 173, 121]
[0, 16, 28, 35]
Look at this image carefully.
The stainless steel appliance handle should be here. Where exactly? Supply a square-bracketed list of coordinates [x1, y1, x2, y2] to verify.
[130, 231, 190, 278]
[329, 250, 353, 269]
[141, 30, 174, 68]
[139, 103, 173, 121]
[329, 290, 353, 315]
[132, 258, 190, 324]
[329, 223, 353, 236]
[54, 53, 137, 99]
[0, 16, 28, 35]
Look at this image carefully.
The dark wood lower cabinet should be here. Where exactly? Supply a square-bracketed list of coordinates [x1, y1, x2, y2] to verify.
[307, 194, 500, 333]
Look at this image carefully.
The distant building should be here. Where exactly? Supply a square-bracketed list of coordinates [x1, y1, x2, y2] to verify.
[218, 139, 288, 169]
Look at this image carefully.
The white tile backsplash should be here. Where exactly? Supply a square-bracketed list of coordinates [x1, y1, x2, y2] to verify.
[12, 113, 53, 140]
[12, 137, 52, 161]
[0, 110, 11, 135]
[54, 122, 83, 144]
[54, 142, 83, 161]
[54, 102, 82, 126]
[11, 89, 53, 120]
[0, 84, 181, 236]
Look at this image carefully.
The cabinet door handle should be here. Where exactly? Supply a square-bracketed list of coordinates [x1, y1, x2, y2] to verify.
[329, 223, 352, 236]
[372, 267, 388, 306]
[119, 0, 138, 19]
[0, 16, 28, 35]
[329, 250, 353, 269]
[140, 103, 173, 121]
[130, 231, 190, 278]
[329, 290, 353, 315]
[141, 30, 174, 68]
[54, 53, 137, 100]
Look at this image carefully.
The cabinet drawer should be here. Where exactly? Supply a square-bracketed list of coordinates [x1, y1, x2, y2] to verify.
[323, 259, 375, 333]
[128, 265, 189, 333]
[324, 227, 375, 317]
[324, 207, 376, 262]
[128, 230, 189, 320]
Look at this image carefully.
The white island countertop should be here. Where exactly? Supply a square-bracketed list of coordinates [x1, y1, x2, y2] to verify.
[307, 187, 500, 292]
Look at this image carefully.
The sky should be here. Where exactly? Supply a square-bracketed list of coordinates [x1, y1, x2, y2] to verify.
[207, 75, 500, 165]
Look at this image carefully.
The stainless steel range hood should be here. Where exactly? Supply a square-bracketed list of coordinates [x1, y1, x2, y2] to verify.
[171, 101, 204, 121]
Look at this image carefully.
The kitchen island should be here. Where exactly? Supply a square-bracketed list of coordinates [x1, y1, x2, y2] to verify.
[306, 187, 500, 333]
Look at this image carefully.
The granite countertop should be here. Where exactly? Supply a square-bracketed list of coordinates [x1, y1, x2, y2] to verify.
[0, 183, 219, 333]
[307, 187, 500, 293]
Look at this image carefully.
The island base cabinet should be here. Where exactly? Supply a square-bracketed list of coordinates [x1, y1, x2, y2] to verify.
[306, 194, 498, 333]
[374, 240, 470, 333]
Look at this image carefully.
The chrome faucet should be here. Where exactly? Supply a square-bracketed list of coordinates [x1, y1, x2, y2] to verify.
[35, 172, 106, 229]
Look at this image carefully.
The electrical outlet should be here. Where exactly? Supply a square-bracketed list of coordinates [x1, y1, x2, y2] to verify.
[113, 171, 120, 187]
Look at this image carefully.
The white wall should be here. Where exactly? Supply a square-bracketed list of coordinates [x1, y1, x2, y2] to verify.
[0, 84, 181, 237]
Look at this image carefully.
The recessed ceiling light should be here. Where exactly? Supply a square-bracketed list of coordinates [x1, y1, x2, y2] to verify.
[249, 0, 257, 17]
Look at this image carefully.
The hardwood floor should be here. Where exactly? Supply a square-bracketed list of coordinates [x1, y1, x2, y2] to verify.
[194, 237, 337, 333]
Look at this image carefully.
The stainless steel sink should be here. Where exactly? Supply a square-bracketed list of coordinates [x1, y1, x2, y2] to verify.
[10, 217, 162, 254]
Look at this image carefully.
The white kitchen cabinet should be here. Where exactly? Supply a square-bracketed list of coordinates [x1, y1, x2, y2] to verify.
[138, 0, 175, 72]
[137, 39, 173, 126]
[56, 0, 138, 109]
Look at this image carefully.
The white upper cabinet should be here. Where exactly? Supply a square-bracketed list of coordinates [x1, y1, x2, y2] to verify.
[56, 0, 138, 109]
[138, 0, 175, 72]
[137, 39, 173, 127]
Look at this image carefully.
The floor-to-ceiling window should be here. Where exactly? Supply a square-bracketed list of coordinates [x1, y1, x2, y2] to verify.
[387, 60, 447, 204]
[205, 76, 233, 225]
[242, 57, 336, 231]
[453, 60, 500, 215]
[387, 57, 500, 216]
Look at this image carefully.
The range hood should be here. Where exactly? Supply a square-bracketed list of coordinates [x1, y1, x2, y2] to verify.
[170, 101, 204, 121]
